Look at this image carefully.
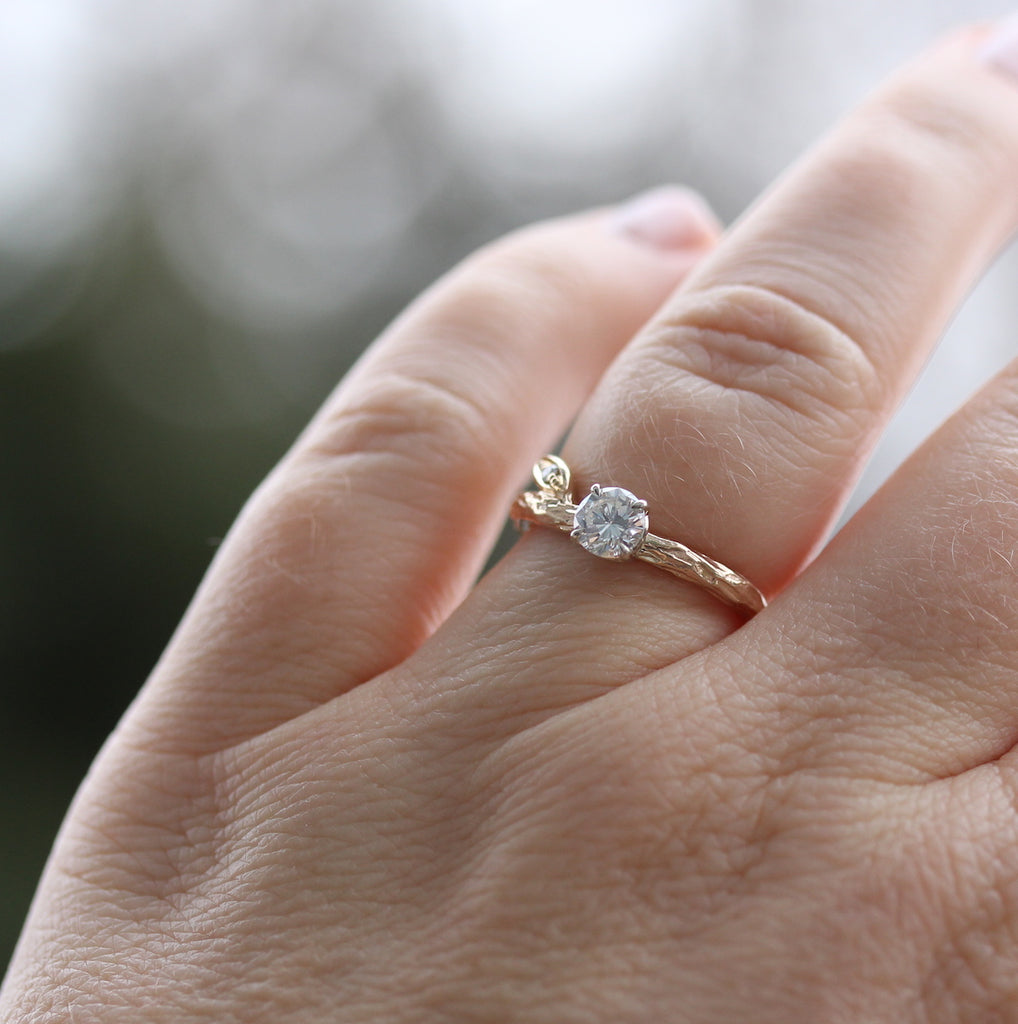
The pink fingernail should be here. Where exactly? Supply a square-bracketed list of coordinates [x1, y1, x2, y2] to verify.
[611, 186, 720, 251]
[978, 15, 1018, 81]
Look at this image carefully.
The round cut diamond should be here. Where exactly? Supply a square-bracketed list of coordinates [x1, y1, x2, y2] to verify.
[572, 486, 648, 560]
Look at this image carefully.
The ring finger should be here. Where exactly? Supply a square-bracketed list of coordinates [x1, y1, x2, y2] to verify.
[389, 24, 1018, 732]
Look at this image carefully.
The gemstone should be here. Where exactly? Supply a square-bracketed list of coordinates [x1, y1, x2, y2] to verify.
[572, 485, 648, 560]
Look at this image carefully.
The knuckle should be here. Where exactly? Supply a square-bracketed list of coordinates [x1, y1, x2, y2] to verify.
[296, 225, 595, 476]
[443, 219, 596, 330]
[308, 369, 489, 470]
[463, 227, 595, 335]
[262, 371, 493, 547]
[847, 64, 1018, 221]
[877, 89, 990, 175]
[426, 255, 566, 351]
[642, 283, 881, 426]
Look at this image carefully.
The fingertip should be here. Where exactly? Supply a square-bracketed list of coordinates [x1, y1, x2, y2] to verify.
[610, 185, 722, 252]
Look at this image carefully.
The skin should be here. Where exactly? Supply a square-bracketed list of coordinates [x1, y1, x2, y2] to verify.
[5, 25, 1018, 1023]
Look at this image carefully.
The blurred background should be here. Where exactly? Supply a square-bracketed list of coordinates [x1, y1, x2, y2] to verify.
[2, 0, 1018, 970]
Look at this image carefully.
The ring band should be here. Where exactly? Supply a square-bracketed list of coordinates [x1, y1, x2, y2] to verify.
[511, 455, 766, 615]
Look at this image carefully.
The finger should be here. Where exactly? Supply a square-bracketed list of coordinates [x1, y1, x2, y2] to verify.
[375, 25, 1018, 741]
[726, 350, 1018, 783]
[132, 191, 719, 752]
[565, 26, 1018, 601]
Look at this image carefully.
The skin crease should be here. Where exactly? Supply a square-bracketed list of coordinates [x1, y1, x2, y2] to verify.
[10, 23, 1018, 1024]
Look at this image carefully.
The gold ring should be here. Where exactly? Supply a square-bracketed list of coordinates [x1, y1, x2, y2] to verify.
[511, 455, 766, 615]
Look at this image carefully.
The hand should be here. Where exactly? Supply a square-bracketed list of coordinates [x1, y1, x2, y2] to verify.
[5, 24, 1018, 1023]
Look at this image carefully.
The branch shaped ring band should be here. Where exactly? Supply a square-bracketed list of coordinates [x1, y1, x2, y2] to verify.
[511, 455, 766, 615]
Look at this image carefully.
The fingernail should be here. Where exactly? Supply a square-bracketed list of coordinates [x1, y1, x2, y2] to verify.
[978, 14, 1018, 81]
[611, 186, 720, 251]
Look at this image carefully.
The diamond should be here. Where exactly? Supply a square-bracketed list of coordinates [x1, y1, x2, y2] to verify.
[571, 485, 648, 560]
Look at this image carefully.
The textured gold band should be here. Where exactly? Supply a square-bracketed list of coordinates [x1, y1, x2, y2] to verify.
[511, 455, 766, 616]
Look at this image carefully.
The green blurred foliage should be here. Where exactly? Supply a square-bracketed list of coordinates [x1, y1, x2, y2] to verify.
[0, 215, 388, 965]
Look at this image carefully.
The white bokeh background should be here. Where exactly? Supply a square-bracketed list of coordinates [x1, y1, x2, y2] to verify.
[1, 0, 1015, 500]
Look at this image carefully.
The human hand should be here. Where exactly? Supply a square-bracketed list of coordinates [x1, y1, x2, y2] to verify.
[5, 23, 1018, 1023]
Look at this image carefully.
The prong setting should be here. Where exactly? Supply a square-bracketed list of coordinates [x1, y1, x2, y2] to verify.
[571, 485, 649, 560]
[513, 455, 765, 614]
